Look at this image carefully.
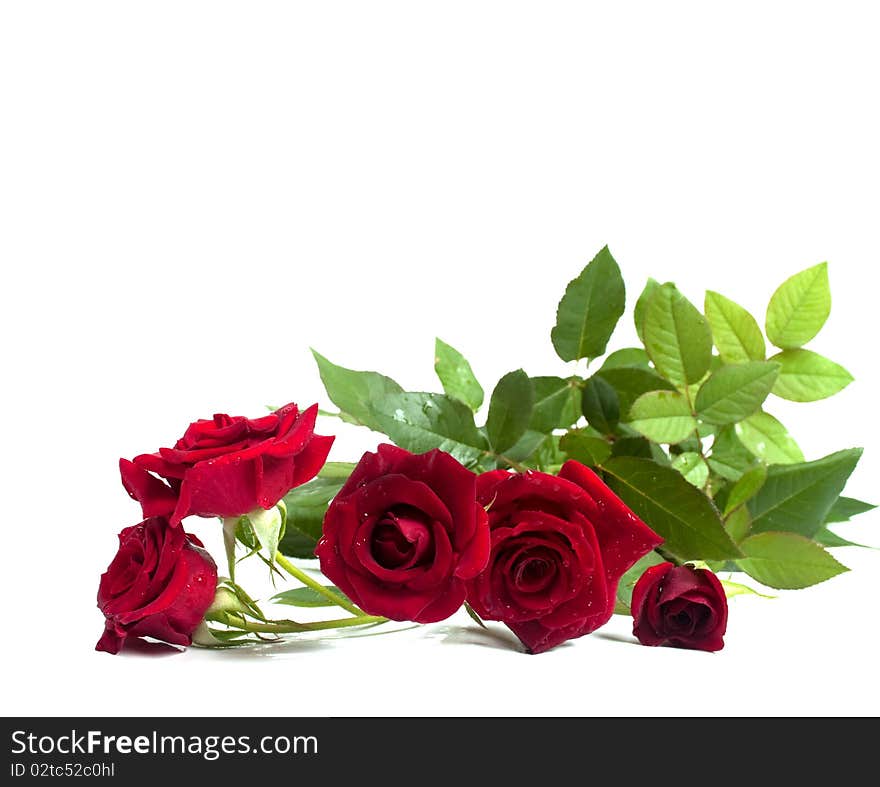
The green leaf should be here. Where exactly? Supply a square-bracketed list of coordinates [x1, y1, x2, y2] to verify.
[614, 551, 666, 614]
[529, 376, 582, 433]
[560, 431, 612, 467]
[734, 411, 804, 465]
[708, 426, 755, 481]
[719, 578, 774, 599]
[724, 505, 752, 542]
[318, 461, 356, 480]
[581, 376, 620, 434]
[723, 463, 767, 515]
[628, 390, 696, 444]
[602, 457, 741, 560]
[485, 369, 534, 453]
[610, 436, 668, 464]
[765, 262, 831, 350]
[272, 586, 348, 608]
[502, 430, 548, 464]
[371, 392, 487, 467]
[769, 349, 853, 402]
[312, 350, 404, 430]
[704, 291, 766, 363]
[643, 283, 713, 389]
[634, 278, 660, 345]
[813, 527, 869, 549]
[279, 476, 345, 557]
[737, 532, 847, 589]
[695, 361, 780, 425]
[671, 452, 709, 488]
[551, 245, 626, 362]
[595, 367, 676, 417]
[434, 338, 484, 411]
[600, 348, 651, 371]
[826, 496, 877, 524]
[748, 448, 863, 537]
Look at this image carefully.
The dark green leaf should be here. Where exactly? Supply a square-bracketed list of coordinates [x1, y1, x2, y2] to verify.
[724, 506, 752, 542]
[581, 375, 620, 434]
[279, 476, 346, 557]
[643, 283, 713, 388]
[704, 290, 766, 363]
[272, 586, 348, 608]
[595, 367, 676, 417]
[708, 426, 758, 481]
[371, 392, 488, 467]
[551, 246, 626, 362]
[529, 376, 582, 433]
[765, 262, 831, 350]
[560, 431, 612, 467]
[770, 349, 853, 402]
[312, 350, 404, 430]
[813, 527, 868, 549]
[737, 532, 847, 589]
[434, 338, 484, 411]
[694, 361, 780, 425]
[503, 430, 548, 464]
[486, 369, 534, 453]
[826, 496, 877, 524]
[602, 457, 741, 560]
[600, 348, 651, 371]
[748, 448, 863, 537]
[634, 278, 660, 345]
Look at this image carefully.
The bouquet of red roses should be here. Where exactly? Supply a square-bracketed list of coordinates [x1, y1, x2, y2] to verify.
[96, 247, 871, 655]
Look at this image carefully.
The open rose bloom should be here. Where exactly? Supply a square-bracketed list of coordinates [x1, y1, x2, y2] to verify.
[120, 402, 333, 526]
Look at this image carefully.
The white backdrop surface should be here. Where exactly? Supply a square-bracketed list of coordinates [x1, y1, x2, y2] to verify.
[1, 2, 878, 716]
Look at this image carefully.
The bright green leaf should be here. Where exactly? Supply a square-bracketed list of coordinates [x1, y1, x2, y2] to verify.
[813, 527, 869, 549]
[644, 283, 713, 388]
[312, 350, 404, 431]
[708, 426, 755, 481]
[671, 452, 709, 488]
[724, 505, 752, 542]
[770, 349, 853, 402]
[318, 462, 356, 480]
[602, 457, 742, 560]
[737, 532, 847, 589]
[748, 448, 863, 537]
[704, 291, 766, 363]
[486, 369, 534, 453]
[595, 367, 676, 417]
[724, 463, 767, 515]
[581, 375, 620, 434]
[628, 390, 696, 444]
[735, 411, 804, 465]
[615, 551, 666, 614]
[600, 348, 651, 371]
[529, 376, 582, 433]
[560, 431, 612, 467]
[719, 578, 774, 599]
[765, 262, 831, 349]
[695, 361, 780, 425]
[551, 246, 626, 362]
[434, 338, 484, 411]
[634, 278, 660, 345]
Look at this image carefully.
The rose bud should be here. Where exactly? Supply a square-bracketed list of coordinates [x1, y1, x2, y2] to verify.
[316, 444, 490, 623]
[96, 517, 218, 654]
[466, 461, 662, 654]
[631, 562, 728, 652]
[119, 402, 333, 526]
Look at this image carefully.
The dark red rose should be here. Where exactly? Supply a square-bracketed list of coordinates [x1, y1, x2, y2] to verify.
[466, 461, 662, 654]
[119, 402, 333, 526]
[96, 517, 217, 654]
[316, 444, 490, 623]
[631, 562, 727, 652]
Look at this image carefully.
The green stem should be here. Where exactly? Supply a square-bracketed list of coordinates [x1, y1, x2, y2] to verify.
[655, 547, 684, 566]
[274, 551, 365, 616]
[218, 612, 385, 634]
[317, 408, 343, 419]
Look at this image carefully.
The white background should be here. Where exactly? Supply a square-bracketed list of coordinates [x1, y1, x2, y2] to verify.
[2, 2, 878, 716]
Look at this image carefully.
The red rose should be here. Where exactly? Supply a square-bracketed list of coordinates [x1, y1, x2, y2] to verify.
[316, 444, 490, 623]
[119, 402, 333, 526]
[631, 563, 727, 652]
[466, 461, 662, 654]
[96, 517, 217, 654]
